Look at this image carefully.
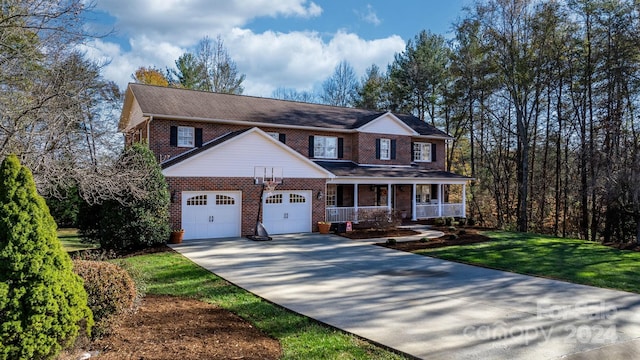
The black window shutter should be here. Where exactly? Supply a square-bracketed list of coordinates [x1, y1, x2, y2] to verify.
[308, 136, 314, 157]
[170, 126, 177, 147]
[411, 142, 416, 161]
[375, 139, 381, 159]
[279, 133, 286, 143]
[431, 143, 437, 162]
[431, 184, 439, 199]
[337, 138, 344, 158]
[336, 186, 344, 207]
[195, 128, 203, 147]
[391, 140, 396, 160]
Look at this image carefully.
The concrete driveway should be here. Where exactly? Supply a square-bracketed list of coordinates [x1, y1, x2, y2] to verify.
[171, 233, 640, 359]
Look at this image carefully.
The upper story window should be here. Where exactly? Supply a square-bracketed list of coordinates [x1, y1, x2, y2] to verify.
[376, 138, 395, 160]
[379, 138, 391, 160]
[413, 142, 433, 162]
[267, 132, 286, 143]
[314, 136, 337, 159]
[177, 126, 194, 147]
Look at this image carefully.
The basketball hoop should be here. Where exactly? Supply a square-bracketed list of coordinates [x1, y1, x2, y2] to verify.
[263, 180, 278, 196]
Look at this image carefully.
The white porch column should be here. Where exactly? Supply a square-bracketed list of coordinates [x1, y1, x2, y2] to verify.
[354, 183, 359, 223]
[411, 183, 417, 221]
[438, 184, 443, 217]
[387, 183, 392, 212]
[462, 183, 467, 218]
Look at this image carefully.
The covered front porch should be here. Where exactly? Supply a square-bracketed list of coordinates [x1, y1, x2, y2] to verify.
[324, 181, 468, 223]
[315, 161, 472, 224]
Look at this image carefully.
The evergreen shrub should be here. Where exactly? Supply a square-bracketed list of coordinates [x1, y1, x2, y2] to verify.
[0, 155, 93, 360]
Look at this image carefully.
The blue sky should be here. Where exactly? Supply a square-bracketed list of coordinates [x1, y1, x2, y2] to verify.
[84, 1, 471, 96]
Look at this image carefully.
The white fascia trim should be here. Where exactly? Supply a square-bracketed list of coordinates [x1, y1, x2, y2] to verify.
[357, 163, 413, 168]
[328, 177, 470, 185]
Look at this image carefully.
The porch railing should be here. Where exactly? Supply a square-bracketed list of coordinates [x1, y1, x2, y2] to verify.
[326, 204, 464, 223]
[325, 206, 388, 223]
[415, 203, 464, 218]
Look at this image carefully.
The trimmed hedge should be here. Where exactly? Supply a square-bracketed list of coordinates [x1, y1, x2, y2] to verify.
[73, 260, 137, 336]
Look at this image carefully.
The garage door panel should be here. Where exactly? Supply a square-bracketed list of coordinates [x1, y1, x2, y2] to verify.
[263, 191, 311, 235]
[182, 192, 241, 239]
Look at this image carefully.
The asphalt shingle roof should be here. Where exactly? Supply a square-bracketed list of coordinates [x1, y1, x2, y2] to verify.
[128, 83, 451, 137]
[314, 161, 472, 180]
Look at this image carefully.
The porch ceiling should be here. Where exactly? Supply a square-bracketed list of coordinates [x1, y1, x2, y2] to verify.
[315, 161, 472, 184]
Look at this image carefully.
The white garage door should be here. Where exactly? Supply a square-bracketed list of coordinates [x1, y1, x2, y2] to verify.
[263, 190, 312, 235]
[182, 191, 241, 239]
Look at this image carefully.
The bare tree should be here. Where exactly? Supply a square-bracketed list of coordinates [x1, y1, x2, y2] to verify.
[0, 0, 153, 205]
[321, 60, 358, 107]
[196, 35, 245, 94]
[271, 87, 319, 103]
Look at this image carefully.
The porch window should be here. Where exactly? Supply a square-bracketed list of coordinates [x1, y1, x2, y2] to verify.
[314, 136, 337, 159]
[415, 185, 431, 204]
[326, 185, 337, 207]
[413, 142, 432, 162]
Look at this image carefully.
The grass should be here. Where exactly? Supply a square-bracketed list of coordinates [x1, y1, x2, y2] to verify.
[121, 251, 405, 360]
[58, 228, 98, 252]
[417, 231, 640, 294]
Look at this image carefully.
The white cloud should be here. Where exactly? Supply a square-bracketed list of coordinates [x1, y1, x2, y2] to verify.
[227, 29, 404, 96]
[87, 0, 405, 97]
[94, 0, 323, 46]
[357, 4, 381, 26]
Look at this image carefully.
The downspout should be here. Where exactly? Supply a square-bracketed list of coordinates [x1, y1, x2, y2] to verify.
[146, 115, 153, 144]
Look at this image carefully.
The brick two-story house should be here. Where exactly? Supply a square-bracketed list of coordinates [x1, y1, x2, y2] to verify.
[119, 83, 470, 240]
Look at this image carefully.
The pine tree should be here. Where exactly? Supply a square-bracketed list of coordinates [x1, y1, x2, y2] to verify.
[0, 155, 93, 360]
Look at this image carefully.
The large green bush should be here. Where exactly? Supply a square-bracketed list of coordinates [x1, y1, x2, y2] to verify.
[0, 155, 93, 360]
[45, 185, 82, 228]
[79, 143, 170, 250]
[73, 260, 137, 337]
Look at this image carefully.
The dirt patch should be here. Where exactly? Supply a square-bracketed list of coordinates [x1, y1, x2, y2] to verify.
[67, 295, 281, 360]
[377, 228, 492, 251]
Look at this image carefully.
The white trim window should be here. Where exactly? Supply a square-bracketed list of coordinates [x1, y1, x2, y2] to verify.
[267, 132, 279, 140]
[314, 136, 337, 159]
[415, 185, 431, 204]
[326, 184, 337, 207]
[413, 142, 432, 162]
[177, 126, 195, 147]
[380, 138, 391, 160]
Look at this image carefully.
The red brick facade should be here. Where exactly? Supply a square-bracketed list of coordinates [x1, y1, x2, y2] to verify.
[126, 118, 448, 166]
[166, 177, 326, 236]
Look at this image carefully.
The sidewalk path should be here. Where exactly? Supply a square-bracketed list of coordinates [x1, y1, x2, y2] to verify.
[171, 233, 640, 360]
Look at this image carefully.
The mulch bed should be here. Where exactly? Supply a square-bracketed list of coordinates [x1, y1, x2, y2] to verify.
[89, 295, 281, 360]
[336, 225, 492, 250]
[378, 231, 492, 251]
[338, 228, 420, 239]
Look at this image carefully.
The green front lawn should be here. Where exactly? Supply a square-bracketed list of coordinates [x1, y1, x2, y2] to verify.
[58, 228, 98, 252]
[418, 231, 640, 294]
[121, 251, 404, 360]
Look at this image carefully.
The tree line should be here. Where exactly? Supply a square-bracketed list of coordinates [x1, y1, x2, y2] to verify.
[331, 0, 639, 243]
[270, 0, 640, 243]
